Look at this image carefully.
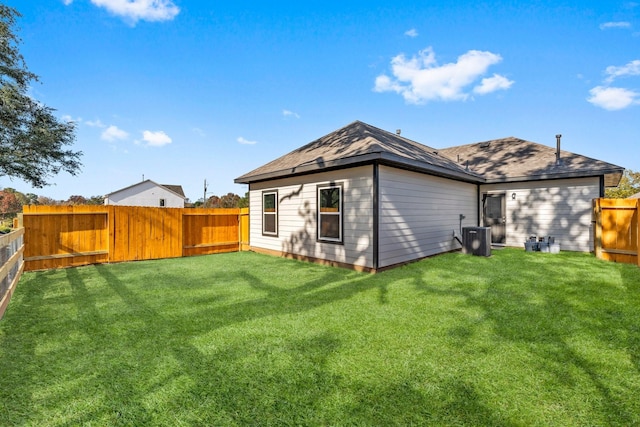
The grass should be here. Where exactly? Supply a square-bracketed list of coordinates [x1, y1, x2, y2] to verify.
[1, 249, 639, 426]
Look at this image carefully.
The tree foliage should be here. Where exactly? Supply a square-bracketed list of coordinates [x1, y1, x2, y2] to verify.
[605, 170, 640, 199]
[220, 192, 240, 208]
[0, 5, 82, 188]
[202, 192, 246, 208]
[0, 188, 21, 217]
[238, 192, 249, 208]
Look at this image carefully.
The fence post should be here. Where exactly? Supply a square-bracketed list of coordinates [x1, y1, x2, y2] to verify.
[637, 199, 640, 268]
[593, 198, 602, 259]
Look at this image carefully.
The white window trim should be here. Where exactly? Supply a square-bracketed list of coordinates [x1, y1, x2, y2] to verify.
[262, 191, 278, 236]
[317, 184, 342, 243]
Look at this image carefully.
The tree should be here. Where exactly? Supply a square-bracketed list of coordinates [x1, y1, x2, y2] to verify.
[37, 195, 59, 205]
[67, 195, 87, 205]
[605, 170, 640, 199]
[0, 189, 21, 218]
[87, 195, 104, 205]
[238, 192, 249, 208]
[24, 192, 38, 205]
[219, 192, 240, 208]
[205, 195, 221, 208]
[0, 5, 82, 188]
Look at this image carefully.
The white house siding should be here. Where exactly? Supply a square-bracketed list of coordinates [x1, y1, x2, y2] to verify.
[480, 177, 600, 251]
[378, 166, 478, 268]
[249, 166, 374, 269]
[105, 181, 184, 207]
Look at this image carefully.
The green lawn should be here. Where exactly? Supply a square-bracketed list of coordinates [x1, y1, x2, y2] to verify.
[1, 249, 639, 426]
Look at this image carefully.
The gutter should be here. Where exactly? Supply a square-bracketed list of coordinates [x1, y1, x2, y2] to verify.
[235, 152, 484, 185]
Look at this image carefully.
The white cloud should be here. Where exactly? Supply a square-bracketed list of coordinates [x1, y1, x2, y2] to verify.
[237, 137, 257, 145]
[101, 125, 129, 142]
[604, 59, 640, 83]
[85, 119, 106, 128]
[192, 127, 206, 137]
[142, 130, 172, 147]
[473, 73, 514, 94]
[600, 21, 631, 30]
[588, 59, 640, 110]
[404, 28, 418, 38]
[374, 47, 512, 103]
[90, 0, 180, 23]
[282, 109, 300, 119]
[62, 115, 81, 123]
[587, 86, 640, 110]
[63, 0, 74, 5]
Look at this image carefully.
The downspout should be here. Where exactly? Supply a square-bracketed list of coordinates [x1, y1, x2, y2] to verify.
[373, 162, 379, 270]
[599, 175, 605, 198]
[477, 185, 482, 226]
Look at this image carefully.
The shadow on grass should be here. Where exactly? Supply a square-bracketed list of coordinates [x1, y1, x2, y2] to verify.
[1, 250, 639, 425]
[80, 262, 378, 424]
[407, 250, 640, 424]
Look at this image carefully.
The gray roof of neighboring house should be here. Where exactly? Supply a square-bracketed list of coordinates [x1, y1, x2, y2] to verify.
[438, 137, 624, 187]
[162, 184, 186, 198]
[235, 121, 624, 187]
[628, 192, 640, 199]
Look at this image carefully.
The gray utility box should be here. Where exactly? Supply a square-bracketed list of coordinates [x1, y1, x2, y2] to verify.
[462, 227, 492, 257]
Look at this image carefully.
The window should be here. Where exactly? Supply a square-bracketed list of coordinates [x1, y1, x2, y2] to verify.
[317, 184, 342, 242]
[262, 191, 278, 236]
[159, 198, 166, 207]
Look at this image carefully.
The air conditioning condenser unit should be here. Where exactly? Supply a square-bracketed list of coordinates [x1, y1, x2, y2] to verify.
[462, 227, 492, 257]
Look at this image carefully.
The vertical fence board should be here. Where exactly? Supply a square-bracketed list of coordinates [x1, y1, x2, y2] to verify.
[240, 207, 250, 251]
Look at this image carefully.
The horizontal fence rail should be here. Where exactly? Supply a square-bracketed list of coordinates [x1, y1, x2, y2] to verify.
[593, 198, 639, 266]
[21, 205, 249, 271]
[0, 228, 25, 319]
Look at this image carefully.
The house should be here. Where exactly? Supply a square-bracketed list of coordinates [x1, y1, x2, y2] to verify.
[104, 179, 186, 208]
[235, 121, 624, 272]
[628, 192, 640, 199]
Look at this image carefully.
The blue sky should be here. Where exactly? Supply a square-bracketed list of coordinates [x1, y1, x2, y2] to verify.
[2, 0, 639, 202]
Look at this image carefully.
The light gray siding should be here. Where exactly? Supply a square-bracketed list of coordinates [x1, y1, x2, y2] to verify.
[480, 177, 600, 251]
[378, 166, 478, 268]
[249, 166, 374, 269]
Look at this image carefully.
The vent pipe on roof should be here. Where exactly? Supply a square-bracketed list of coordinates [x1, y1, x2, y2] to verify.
[555, 134, 562, 166]
[396, 129, 401, 135]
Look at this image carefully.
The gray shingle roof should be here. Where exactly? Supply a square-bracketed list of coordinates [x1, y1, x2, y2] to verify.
[235, 121, 624, 187]
[438, 137, 623, 187]
[235, 121, 483, 184]
[162, 184, 185, 198]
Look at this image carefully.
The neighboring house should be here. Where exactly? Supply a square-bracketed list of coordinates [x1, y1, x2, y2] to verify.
[628, 192, 640, 199]
[104, 179, 186, 208]
[235, 121, 623, 271]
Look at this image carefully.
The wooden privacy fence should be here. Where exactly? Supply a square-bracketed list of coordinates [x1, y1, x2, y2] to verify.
[21, 205, 249, 271]
[593, 198, 639, 266]
[0, 228, 25, 319]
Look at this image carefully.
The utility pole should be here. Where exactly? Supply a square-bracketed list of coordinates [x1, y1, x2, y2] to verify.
[203, 179, 207, 208]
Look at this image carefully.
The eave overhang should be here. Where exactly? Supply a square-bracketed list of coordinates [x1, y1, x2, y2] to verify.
[234, 151, 484, 185]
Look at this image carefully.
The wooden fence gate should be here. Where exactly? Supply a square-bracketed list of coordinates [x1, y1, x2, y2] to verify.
[593, 198, 639, 266]
[21, 205, 249, 271]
